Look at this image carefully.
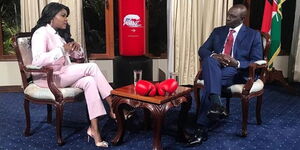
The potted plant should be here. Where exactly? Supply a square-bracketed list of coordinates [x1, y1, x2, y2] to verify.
[0, 0, 20, 55]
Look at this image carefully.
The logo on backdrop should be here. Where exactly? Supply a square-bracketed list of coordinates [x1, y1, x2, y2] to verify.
[123, 14, 141, 27]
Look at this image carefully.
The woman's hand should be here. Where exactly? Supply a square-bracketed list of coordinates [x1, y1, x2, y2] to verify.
[63, 42, 80, 53]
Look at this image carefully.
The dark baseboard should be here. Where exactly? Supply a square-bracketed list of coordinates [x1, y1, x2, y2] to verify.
[0, 86, 23, 93]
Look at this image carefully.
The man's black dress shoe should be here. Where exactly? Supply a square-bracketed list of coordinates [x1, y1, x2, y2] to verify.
[186, 126, 208, 146]
[207, 103, 228, 120]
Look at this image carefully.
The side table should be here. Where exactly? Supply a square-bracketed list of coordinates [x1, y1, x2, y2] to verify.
[111, 84, 192, 150]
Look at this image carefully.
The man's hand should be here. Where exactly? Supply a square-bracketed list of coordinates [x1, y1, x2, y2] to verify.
[223, 55, 238, 67]
[211, 53, 224, 62]
[212, 53, 238, 67]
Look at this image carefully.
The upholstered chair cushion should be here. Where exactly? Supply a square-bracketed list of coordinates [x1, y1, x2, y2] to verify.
[196, 79, 264, 94]
[17, 37, 32, 66]
[227, 79, 264, 93]
[24, 84, 83, 100]
[254, 60, 267, 65]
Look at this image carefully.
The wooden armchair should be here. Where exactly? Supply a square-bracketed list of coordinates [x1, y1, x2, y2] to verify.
[193, 32, 270, 136]
[13, 32, 86, 145]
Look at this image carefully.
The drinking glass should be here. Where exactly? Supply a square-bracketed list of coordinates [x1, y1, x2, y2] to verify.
[133, 70, 142, 86]
[169, 72, 179, 82]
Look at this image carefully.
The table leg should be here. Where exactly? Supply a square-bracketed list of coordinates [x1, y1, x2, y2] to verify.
[177, 94, 192, 142]
[143, 108, 152, 130]
[151, 106, 165, 150]
[111, 97, 126, 145]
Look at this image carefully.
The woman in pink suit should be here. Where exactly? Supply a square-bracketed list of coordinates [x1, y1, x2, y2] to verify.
[31, 2, 112, 147]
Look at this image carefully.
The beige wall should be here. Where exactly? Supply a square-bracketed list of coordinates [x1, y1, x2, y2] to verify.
[153, 59, 168, 81]
[0, 61, 22, 86]
[0, 59, 169, 86]
[273, 56, 289, 77]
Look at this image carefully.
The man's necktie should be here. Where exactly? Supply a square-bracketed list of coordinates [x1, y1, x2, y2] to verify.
[224, 30, 235, 56]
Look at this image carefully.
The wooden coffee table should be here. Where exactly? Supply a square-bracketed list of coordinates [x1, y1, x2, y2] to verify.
[110, 84, 192, 150]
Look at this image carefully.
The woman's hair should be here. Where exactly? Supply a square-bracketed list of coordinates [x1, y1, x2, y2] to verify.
[31, 2, 74, 42]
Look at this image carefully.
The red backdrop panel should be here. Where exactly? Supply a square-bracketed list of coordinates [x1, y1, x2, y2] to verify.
[119, 0, 146, 56]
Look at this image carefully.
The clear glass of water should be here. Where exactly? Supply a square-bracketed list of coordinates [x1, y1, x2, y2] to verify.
[133, 70, 142, 86]
[169, 72, 179, 82]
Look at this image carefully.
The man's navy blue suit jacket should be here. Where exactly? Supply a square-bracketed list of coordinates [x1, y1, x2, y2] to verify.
[198, 25, 263, 70]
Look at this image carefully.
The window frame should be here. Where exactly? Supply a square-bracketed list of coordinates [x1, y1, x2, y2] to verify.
[87, 0, 115, 60]
[0, 0, 168, 60]
[145, 0, 168, 59]
[0, 0, 115, 61]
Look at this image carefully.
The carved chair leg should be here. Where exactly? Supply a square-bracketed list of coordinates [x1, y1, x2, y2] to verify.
[193, 87, 201, 119]
[241, 98, 249, 137]
[256, 95, 263, 125]
[47, 104, 52, 123]
[24, 99, 31, 136]
[56, 105, 64, 146]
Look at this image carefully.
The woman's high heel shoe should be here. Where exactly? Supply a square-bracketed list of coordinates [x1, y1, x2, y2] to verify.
[87, 127, 108, 148]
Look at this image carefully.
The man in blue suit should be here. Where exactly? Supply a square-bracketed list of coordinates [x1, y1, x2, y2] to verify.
[187, 4, 263, 146]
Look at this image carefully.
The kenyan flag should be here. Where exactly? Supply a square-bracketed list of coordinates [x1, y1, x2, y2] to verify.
[261, 0, 285, 68]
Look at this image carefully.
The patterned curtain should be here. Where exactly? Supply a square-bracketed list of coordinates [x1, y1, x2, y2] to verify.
[167, 0, 233, 85]
[20, 0, 85, 47]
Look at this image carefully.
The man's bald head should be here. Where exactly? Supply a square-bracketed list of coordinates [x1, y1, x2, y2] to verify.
[226, 4, 248, 28]
[234, 4, 247, 18]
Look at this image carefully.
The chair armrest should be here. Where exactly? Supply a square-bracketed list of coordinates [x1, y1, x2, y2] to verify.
[242, 61, 267, 95]
[254, 60, 267, 65]
[25, 65, 43, 70]
[194, 70, 203, 85]
[23, 65, 63, 102]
